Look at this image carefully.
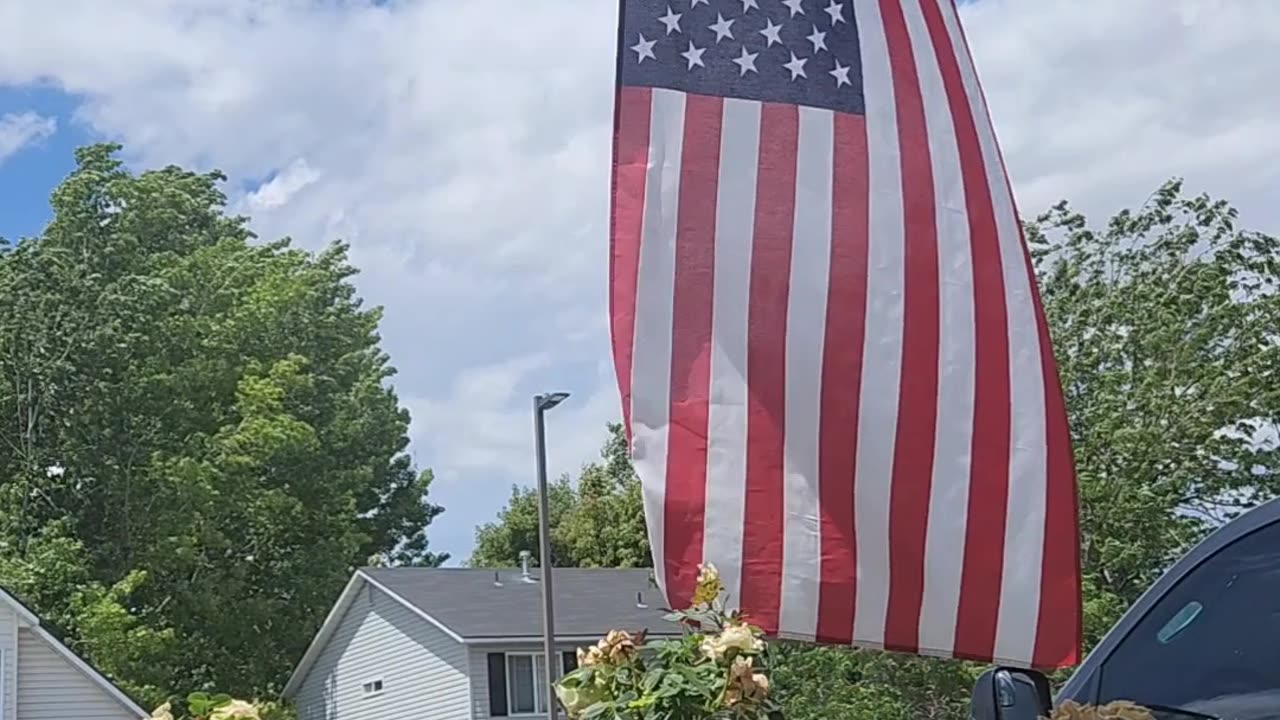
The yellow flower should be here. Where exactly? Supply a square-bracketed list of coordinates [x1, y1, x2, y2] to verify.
[150, 702, 175, 720]
[700, 622, 764, 661]
[691, 563, 723, 606]
[210, 700, 261, 720]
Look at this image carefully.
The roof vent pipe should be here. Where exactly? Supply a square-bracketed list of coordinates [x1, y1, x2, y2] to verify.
[635, 591, 647, 609]
[519, 550, 536, 582]
[493, 571, 503, 588]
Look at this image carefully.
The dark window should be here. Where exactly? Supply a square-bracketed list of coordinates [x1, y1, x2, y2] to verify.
[487, 653, 508, 716]
[1097, 520, 1280, 718]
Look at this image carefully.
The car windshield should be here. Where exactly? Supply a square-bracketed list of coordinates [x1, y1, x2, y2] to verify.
[1095, 521, 1280, 720]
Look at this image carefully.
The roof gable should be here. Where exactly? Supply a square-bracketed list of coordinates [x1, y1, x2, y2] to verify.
[0, 586, 147, 718]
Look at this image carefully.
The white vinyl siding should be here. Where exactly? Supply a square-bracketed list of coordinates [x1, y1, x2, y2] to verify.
[0, 605, 15, 720]
[294, 584, 470, 720]
[0, 604, 14, 720]
[16, 628, 137, 720]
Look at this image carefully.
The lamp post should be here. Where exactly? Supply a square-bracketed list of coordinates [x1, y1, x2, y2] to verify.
[533, 391, 569, 720]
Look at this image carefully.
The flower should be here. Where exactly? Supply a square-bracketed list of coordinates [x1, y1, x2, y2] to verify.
[576, 644, 605, 667]
[691, 563, 724, 606]
[724, 655, 770, 706]
[150, 702, 175, 720]
[577, 629, 638, 667]
[601, 629, 637, 662]
[210, 700, 261, 720]
[700, 622, 764, 661]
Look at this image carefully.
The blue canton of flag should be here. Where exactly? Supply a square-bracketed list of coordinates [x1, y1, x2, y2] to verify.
[620, 0, 865, 115]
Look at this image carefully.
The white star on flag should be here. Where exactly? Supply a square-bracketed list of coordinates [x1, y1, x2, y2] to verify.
[680, 40, 706, 69]
[806, 26, 827, 53]
[631, 33, 657, 63]
[824, 0, 845, 25]
[739, 0, 758, 10]
[732, 46, 759, 76]
[783, 51, 807, 80]
[658, 6, 682, 34]
[759, 18, 783, 47]
[709, 13, 735, 42]
[829, 59, 851, 87]
[783, 0, 805, 17]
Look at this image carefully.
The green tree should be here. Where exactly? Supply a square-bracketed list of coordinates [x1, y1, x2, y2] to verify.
[471, 422, 650, 569]
[0, 144, 446, 705]
[1029, 179, 1280, 644]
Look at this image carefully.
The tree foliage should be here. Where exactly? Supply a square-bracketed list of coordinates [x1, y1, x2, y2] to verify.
[474, 180, 1280, 719]
[1029, 179, 1280, 644]
[471, 422, 650, 569]
[0, 144, 446, 705]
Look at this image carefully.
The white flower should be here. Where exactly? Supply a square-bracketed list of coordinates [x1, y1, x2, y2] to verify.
[700, 622, 763, 661]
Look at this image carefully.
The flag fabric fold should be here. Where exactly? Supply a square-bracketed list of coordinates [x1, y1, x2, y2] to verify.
[609, 0, 1081, 669]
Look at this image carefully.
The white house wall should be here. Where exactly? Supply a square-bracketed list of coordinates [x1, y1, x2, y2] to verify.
[15, 628, 136, 720]
[0, 604, 15, 720]
[294, 583, 470, 720]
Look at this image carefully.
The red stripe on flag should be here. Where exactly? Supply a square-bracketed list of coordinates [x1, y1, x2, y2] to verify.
[1032, 272, 1082, 668]
[610, 87, 654, 443]
[918, 0, 1013, 662]
[662, 93, 724, 610]
[739, 102, 799, 635]
[950, 5, 1082, 668]
[880, 0, 941, 655]
[815, 112, 870, 645]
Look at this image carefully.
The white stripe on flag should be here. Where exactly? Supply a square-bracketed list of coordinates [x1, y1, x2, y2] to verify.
[902, 0, 976, 658]
[851, 0, 903, 649]
[937, 0, 1048, 665]
[630, 87, 687, 604]
[778, 105, 834, 639]
[703, 96, 761, 612]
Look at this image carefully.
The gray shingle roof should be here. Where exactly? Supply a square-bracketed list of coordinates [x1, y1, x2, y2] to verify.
[361, 567, 684, 640]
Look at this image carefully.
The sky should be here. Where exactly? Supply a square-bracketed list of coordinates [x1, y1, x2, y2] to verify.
[0, 0, 1276, 564]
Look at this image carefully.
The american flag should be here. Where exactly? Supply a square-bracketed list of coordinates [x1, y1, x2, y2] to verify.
[608, 0, 1081, 669]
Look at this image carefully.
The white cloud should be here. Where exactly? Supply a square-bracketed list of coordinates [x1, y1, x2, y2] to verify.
[0, 111, 56, 164]
[0, 0, 1277, 559]
[246, 158, 321, 211]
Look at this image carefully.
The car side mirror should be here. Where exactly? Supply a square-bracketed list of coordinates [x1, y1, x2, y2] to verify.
[970, 667, 1053, 720]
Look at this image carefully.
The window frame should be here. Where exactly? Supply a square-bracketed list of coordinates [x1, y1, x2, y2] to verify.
[504, 652, 548, 717]
[361, 677, 385, 698]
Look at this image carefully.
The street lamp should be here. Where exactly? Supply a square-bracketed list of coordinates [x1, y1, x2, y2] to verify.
[533, 391, 569, 720]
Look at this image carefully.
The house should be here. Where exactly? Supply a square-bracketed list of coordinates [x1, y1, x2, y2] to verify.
[283, 562, 682, 720]
[0, 586, 147, 720]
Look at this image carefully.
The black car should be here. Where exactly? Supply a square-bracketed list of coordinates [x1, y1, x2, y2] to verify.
[971, 496, 1280, 720]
